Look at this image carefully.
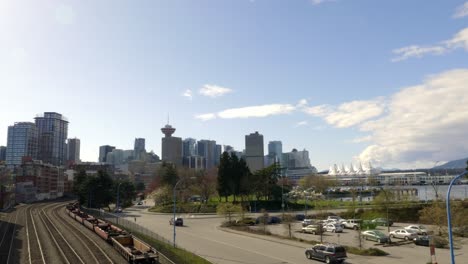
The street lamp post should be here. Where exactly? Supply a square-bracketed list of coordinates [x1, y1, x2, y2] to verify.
[446, 171, 468, 264]
[116, 182, 123, 211]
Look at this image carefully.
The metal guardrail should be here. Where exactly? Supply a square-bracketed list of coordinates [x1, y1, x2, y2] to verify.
[81, 207, 176, 264]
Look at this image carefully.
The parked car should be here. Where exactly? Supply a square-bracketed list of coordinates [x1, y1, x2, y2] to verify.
[413, 235, 431, 246]
[371, 218, 393, 227]
[361, 230, 389, 243]
[256, 216, 281, 225]
[302, 224, 324, 235]
[324, 224, 343, 233]
[305, 243, 347, 263]
[389, 229, 418, 240]
[404, 225, 428, 235]
[170, 217, 183, 226]
[327, 215, 345, 224]
[295, 214, 306, 221]
[235, 217, 256, 226]
[302, 219, 314, 227]
[413, 235, 448, 248]
[343, 219, 362, 230]
[114, 207, 122, 213]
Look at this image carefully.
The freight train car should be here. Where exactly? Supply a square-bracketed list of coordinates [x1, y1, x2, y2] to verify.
[112, 235, 159, 264]
[65, 203, 159, 263]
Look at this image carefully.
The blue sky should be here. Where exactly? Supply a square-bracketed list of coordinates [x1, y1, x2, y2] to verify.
[1, 0, 468, 170]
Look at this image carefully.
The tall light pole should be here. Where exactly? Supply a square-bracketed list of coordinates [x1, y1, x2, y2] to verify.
[173, 176, 195, 247]
[116, 182, 123, 211]
[446, 171, 468, 264]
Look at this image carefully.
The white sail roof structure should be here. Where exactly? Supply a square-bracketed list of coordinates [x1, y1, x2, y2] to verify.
[327, 161, 378, 176]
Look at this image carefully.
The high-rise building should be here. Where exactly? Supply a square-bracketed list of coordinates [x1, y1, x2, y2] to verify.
[35, 112, 69, 166]
[267, 141, 283, 166]
[134, 138, 146, 160]
[197, 140, 216, 169]
[214, 144, 222, 166]
[161, 124, 182, 166]
[99, 145, 115, 163]
[283, 148, 311, 168]
[245, 131, 264, 172]
[5, 122, 38, 167]
[67, 138, 80, 164]
[0, 146, 6, 161]
[182, 138, 197, 157]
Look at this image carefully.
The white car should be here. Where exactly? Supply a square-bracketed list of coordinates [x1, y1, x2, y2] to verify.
[405, 225, 428, 235]
[389, 229, 418, 240]
[327, 215, 344, 222]
[301, 225, 323, 234]
[343, 219, 362, 230]
[324, 223, 343, 233]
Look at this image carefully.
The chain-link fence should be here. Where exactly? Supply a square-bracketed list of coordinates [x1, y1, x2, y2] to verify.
[82, 207, 177, 264]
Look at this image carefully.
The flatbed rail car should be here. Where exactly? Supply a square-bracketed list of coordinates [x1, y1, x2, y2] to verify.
[65, 203, 159, 263]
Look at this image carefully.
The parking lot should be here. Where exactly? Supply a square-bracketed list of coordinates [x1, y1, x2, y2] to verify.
[253, 218, 468, 263]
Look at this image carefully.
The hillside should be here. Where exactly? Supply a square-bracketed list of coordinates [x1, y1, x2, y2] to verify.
[434, 157, 468, 169]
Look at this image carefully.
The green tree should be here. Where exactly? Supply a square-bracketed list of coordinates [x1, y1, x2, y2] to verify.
[151, 185, 173, 206]
[160, 162, 179, 187]
[194, 168, 217, 203]
[299, 174, 336, 194]
[114, 180, 137, 207]
[86, 170, 114, 209]
[373, 189, 395, 233]
[217, 152, 232, 201]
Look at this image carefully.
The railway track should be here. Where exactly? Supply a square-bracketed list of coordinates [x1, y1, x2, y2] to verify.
[1, 201, 159, 263]
[0, 207, 19, 264]
[36, 203, 86, 264]
[49, 203, 126, 264]
[25, 204, 47, 264]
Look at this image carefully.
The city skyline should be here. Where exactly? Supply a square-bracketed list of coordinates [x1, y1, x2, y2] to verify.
[1, 1, 468, 170]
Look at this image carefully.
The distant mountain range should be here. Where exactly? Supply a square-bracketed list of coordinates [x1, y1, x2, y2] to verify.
[434, 157, 468, 169]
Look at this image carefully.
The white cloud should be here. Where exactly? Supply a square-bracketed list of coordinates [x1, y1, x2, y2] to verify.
[194, 113, 216, 121]
[218, 104, 295, 119]
[454, 2, 468, 18]
[358, 69, 468, 168]
[297, 99, 308, 108]
[303, 99, 385, 128]
[391, 45, 447, 62]
[310, 0, 335, 5]
[295, 121, 308, 127]
[194, 103, 296, 121]
[199, 84, 233, 98]
[392, 27, 468, 61]
[182, 89, 193, 100]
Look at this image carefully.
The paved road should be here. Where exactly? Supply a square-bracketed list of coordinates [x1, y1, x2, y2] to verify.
[121, 203, 466, 264]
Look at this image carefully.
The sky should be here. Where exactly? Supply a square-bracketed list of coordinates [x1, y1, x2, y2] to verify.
[1, 0, 468, 171]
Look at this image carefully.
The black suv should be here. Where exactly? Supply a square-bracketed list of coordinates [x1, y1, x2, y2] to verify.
[305, 243, 347, 264]
[170, 217, 183, 226]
